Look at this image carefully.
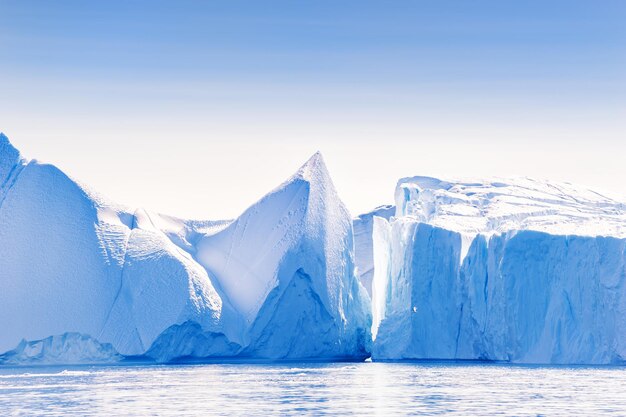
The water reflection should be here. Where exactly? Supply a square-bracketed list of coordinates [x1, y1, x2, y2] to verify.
[1, 362, 625, 416]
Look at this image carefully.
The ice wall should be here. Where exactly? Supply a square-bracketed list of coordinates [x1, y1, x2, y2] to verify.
[353, 205, 395, 297]
[373, 176, 626, 364]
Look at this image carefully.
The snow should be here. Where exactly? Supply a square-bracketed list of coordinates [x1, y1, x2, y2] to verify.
[373, 176, 626, 364]
[396, 176, 626, 238]
[0, 135, 371, 364]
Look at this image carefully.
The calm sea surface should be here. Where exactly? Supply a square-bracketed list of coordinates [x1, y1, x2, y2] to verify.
[1, 361, 625, 416]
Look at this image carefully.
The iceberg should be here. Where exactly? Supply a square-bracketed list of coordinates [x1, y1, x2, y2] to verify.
[0, 133, 371, 364]
[4, 129, 625, 366]
[194, 152, 371, 360]
[0, 334, 122, 365]
[372, 176, 626, 364]
[353, 205, 395, 298]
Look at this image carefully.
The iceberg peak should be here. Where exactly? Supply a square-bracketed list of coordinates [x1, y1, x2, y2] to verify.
[297, 151, 328, 181]
[0, 137, 372, 363]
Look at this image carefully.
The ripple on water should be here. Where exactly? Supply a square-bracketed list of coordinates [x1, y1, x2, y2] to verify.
[1, 362, 626, 416]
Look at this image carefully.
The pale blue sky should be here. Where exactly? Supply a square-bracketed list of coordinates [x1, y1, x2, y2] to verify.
[1, 1, 625, 218]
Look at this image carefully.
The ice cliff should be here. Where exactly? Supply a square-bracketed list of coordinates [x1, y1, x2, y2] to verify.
[353, 205, 395, 298]
[372, 176, 626, 364]
[0, 134, 371, 364]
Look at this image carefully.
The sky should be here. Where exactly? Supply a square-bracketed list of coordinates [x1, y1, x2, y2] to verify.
[1, 1, 625, 219]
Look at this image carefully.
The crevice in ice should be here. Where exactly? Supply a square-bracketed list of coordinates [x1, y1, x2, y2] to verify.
[97, 210, 137, 344]
[482, 270, 489, 314]
[0, 160, 27, 211]
[454, 304, 464, 357]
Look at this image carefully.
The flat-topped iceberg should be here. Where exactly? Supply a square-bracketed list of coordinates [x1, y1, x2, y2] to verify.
[372, 176, 626, 364]
[0, 133, 371, 364]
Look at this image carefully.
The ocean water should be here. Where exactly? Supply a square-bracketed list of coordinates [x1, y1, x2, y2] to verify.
[1, 362, 625, 416]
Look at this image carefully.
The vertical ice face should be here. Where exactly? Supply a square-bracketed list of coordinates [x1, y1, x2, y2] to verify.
[370, 215, 391, 339]
[372, 176, 626, 364]
[353, 205, 395, 298]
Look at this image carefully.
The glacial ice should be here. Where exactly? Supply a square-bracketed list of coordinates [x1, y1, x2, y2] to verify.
[195, 152, 372, 360]
[372, 176, 626, 364]
[0, 334, 122, 365]
[353, 205, 395, 298]
[3, 130, 626, 366]
[395, 176, 626, 239]
[0, 133, 371, 364]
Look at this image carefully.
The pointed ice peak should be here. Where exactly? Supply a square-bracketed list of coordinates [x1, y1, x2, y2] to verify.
[307, 150, 324, 164]
[296, 151, 329, 182]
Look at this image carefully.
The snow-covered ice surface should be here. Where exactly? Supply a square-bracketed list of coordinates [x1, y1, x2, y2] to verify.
[373, 176, 626, 364]
[396, 176, 626, 239]
[0, 134, 370, 365]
